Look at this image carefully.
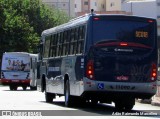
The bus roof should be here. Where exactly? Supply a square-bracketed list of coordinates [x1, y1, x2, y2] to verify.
[41, 14, 90, 37]
[41, 14, 156, 38]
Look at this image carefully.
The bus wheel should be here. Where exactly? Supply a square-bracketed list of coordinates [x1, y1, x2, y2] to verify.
[115, 101, 124, 110]
[124, 104, 134, 111]
[22, 86, 27, 90]
[65, 80, 72, 107]
[45, 90, 55, 103]
[124, 98, 135, 111]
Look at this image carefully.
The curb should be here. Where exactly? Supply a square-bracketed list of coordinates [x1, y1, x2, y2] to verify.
[136, 99, 152, 104]
[136, 97, 160, 107]
[151, 101, 160, 106]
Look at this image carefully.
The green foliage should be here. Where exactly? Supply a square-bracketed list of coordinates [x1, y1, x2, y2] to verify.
[0, 0, 70, 57]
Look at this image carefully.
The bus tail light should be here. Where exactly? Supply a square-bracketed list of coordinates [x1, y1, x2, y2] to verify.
[1, 72, 5, 78]
[86, 60, 95, 80]
[120, 42, 128, 46]
[94, 17, 100, 21]
[150, 63, 157, 82]
[148, 20, 154, 23]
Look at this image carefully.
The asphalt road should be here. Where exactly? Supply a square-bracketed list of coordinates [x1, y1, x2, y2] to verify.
[0, 86, 160, 119]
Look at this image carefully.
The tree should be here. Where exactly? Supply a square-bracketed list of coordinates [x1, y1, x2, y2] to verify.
[0, 0, 70, 57]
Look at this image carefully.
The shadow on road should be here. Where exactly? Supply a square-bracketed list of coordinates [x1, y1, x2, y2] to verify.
[39, 100, 160, 117]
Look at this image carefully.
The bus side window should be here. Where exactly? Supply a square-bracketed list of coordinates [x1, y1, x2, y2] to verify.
[69, 29, 75, 55]
[77, 25, 85, 54]
[49, 35, 52, 57]
[30, 58, 32, 69]
[56, 33, 60, 57]
[62, 31, 67, 56]
[77, 26, 82, 54]
[44, 36, 50, 58]
[81, 25, 86, 53]
[53, 34, 57, 57]
[49, 35, 53, 57]
[74, 27, 79, 54]
[66, 30, 70, 55]
[59, 32, 64, 56]
[50, 34, 54, 57]
[51, 34, 55, 57]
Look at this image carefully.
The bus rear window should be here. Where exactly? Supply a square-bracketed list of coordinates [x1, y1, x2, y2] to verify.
[93, 19, 155, 47]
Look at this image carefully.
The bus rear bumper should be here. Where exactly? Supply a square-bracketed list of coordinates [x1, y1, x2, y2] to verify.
[82, 78, 157, 99]
[0, 78, 30, 86]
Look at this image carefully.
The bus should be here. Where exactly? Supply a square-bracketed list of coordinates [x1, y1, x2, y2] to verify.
[1, 52, 38, 90]
[37, 13, 158, 110]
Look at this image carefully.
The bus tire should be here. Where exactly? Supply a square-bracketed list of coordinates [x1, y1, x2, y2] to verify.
[41, 75, 46, 92]
[64, 80, 72, 107]
[124, 98, 135, 111]
[22, 86, 27, 90]
[45, 90, 55, 103]
[115, 101, 124, 110]
[30, 86, 37, 90]
[124, 104, 134, 111]
[9, 86, 17, 90]
[13, 86, 17, 90]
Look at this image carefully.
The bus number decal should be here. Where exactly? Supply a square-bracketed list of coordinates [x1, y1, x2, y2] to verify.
[115, 85, 135, 90]
[116, 85, 131, 90]
[136, 31, 148, 38]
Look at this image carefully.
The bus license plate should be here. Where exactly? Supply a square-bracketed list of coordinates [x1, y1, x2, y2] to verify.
[116, 76, 128, 81]
[12, 80, 19, 82]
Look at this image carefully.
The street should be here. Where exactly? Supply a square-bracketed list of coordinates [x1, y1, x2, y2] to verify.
[0, 86, 160, 119]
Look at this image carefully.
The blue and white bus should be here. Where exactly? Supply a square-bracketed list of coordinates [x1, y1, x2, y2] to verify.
[37, 13, 158, 110]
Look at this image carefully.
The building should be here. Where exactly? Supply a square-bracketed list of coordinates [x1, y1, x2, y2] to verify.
[42, 0, 131, 17]
[75, 0, 130, 16]
[75, 0, 106, 16]
[122, 0, 157, 18]
[42, 0, 75, 17]
[157, 0, 160, 19]
[106, 0, 121, 11]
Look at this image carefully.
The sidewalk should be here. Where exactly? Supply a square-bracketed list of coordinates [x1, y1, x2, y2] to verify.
[136, 96, 160, 107]
[151, 95, 160, 106]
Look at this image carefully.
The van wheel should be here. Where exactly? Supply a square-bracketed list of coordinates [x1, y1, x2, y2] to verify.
[13, 86, 17, 90]
[9, 86, 14, 90]
[9, 86, 17, 90]
[22, 86, 27, 90]
[65, 80, 72, 107]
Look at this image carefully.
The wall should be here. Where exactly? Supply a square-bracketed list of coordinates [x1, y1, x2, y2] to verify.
[122, 1, 157, 18]
[106, 0, 121, 11]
